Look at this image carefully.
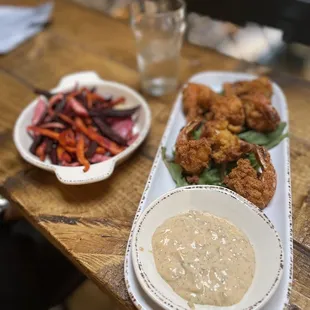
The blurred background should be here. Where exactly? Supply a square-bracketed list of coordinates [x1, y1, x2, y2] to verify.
[73, 0, 310, 80]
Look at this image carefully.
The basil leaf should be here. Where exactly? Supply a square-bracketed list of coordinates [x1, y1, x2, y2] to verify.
[198, 167, 224, 186]
[266, 122, 286, 141]
[247, 153, 260, 170]
[265, 132, 289, 150]
[192, 127, 202, 140]
[238, 131, 269, 145]
[161, 147, 188, 187]
[238, 122, 287, 149]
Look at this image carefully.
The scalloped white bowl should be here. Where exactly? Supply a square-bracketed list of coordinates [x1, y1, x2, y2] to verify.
[131, 186, 284, 310]
[14, 71, 151, 185]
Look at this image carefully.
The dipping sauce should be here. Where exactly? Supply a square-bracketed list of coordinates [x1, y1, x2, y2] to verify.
[152, 210, 255, 307]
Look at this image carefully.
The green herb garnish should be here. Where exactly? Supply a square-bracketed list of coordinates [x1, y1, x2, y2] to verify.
[238, 122, 288, 149]
[161, 147, 188, 187]
[198, 166, 224, 186]
[192, 127, 202, 140]
[246, 153, 260, 170]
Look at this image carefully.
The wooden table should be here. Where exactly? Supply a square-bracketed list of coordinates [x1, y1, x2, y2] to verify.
[0, 1, 309, 309]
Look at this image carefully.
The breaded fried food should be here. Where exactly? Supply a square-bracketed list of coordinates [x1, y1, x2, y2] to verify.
[183, 83, 215, 122]
[175, 121, 212, 175]
[206, 95, 245, 133]
[242, 93, 280, 132]
[203, 120, 252, 164]
[224, 146, 276, 209]
[223, 77, 273, 98]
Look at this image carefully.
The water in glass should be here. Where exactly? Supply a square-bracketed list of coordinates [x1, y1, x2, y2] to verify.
[131, 0, 186, 96]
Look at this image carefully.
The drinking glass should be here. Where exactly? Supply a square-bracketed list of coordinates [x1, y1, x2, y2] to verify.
[130, 0, 186, 96]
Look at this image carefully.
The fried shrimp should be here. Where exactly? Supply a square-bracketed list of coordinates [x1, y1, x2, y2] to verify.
[224, 146, 276, 209]
[175, 121, 211, 175]
[206, 95, 245, 133]
[183, 83, 215, 121]
[223, 77, 273, 98]
[203, 120, 252, 164]
[242, 93, 280, 132]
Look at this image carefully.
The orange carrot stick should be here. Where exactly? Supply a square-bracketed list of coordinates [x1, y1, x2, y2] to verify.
[57, 145, 72, 163]
[63, 145, 76, 153]
[27, 126, 60, 141]
[36, 139, 48, 161]
[95, 147, 106, 154]
[75, 117, 89, 135]
[76, 135, 90, 172]
[58, 113, 74, 125]
[59, 129, 76, 147]
[75, 117, 124, 155]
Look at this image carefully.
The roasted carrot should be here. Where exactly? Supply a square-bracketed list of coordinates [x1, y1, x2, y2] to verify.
[57, 145, 65, 160]
[57, 113, 74, 125]
[90, 93, 109, 104]
[36, 139, 48, 161]
[27, 126, 60, 141]
[29, 86, 134, 171]
[75, 117, 124, 155]
[63, 145, 76, 153]
[95, 147, 106, 154]
[76, 135, 90, 172]
[56, 145, 72, 163]
[59, 129, 76, 147]
[74, 117, 88, 135]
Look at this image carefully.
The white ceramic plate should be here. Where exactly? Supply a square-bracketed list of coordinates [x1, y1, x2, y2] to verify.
[125, 72, 292, 310]
[14, 71, 151, 185]
[132, 186, 283, 310]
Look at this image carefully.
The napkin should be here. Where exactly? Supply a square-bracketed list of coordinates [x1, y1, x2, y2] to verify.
[0, 2, 53, 54]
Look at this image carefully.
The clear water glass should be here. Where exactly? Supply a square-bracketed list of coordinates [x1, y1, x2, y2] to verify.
[130, 0, 186, 96]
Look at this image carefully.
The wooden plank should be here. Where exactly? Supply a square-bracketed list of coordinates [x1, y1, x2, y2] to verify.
[0, 32, 139, 90]
[290, 243, 310, 309]
[0, 70, 33, 183]
[294, 192, 310, 250]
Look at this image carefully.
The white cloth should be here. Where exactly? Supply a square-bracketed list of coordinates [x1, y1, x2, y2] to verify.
[0, 2, 53, 54]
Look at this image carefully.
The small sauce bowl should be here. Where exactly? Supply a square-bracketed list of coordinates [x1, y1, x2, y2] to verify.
[131, 185, 283, 310]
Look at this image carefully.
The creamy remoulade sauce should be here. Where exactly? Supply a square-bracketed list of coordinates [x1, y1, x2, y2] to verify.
[152, 211, 255, 307]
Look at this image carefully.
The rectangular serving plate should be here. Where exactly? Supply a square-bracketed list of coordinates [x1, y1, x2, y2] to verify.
[124, 71, 293, 310]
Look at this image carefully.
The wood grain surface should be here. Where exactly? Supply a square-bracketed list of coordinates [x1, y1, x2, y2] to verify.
[0, 1, 309, 309]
